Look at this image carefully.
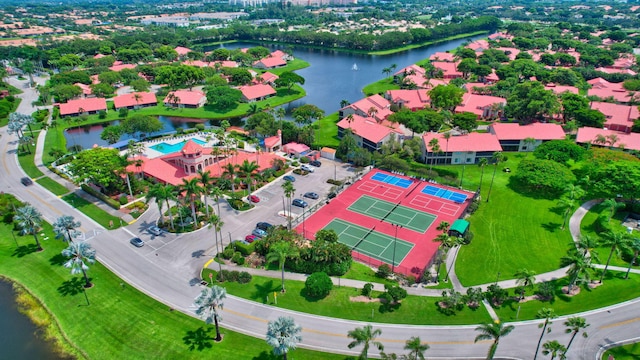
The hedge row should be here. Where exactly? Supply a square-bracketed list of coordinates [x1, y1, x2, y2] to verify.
[80, 184, 120, 209]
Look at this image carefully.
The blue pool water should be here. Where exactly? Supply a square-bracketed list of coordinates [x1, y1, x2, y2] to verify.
[150, 138, 207, 154]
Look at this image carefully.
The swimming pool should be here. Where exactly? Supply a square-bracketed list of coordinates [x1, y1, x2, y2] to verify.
[149, 138, 207, 154]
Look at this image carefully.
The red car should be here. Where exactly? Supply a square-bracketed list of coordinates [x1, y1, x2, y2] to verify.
[248, 195, 260, 203]
[245, 235, 257, 243]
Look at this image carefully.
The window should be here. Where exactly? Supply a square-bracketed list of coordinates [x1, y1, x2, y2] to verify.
[454, 158, 460, 163]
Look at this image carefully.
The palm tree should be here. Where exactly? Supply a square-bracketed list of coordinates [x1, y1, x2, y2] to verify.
[474, 321, 515, 360]
[61, 242, 96, 288]
[436, 221, 450, 233]
[197, 170, 214, 218]
[443, 132, 451, 163]
[541, 340, 566, 360]
[563, 184, 584, 201]
[514, 268, 536, 300]
[194, 285, 226, 342]
[557, 196, 576, 230]
[599, 230, 631, 283]
[211, 186, 224, 220]
[404, 336, 429, 360]
[347, 324, 384, 360]
[534, 308, 557, 360]
[340, 99, 350, 109]
[209, 215, 224, 254]
[382, 67, 391, 78]
[147, 183, 176, 229]
[267, 241, 299, 292]
[53, 215, 81, 243]
[602, 198, 624, 222]
[575, 234, 599, 260]
[561, 249, 594, 292]
[238, 160, 260, 199]
[428, 138, 440, 172]
[181, 177, 202, 229]
[625, 237, 640, 279]
[281, 181, 295, 230]
[222, 163, 238, 193]
[15, 205, 44, 251]
[477, 158, 488, 193]
[486, 151, 504, 203]
[564, 317, 589, 353]
[266, 316, 302, 360]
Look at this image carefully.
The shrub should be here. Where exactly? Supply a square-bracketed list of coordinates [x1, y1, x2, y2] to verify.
[195, 123, 205, 131]
[300, 157, 310, 163]
[238, 271, 252, 284]
[98, 110, 107, 119]
[327, 179, 344, 186]
[484, 284, 508, 306]
[376, 264, 392, 278]
[304, 272, 333, 299]
[81, 184, 120, 209]
[119, 195, 129, 205]
[118, 108, 128, 117]
[535, 281, 555, 302]
[233, 241, 255, 256]
[292, 169, 308, 176]
[384, 284, 407, 302]
[222, 246, 235, 259]
[232, 252, 245, 265]
[362, 283, 374, 298]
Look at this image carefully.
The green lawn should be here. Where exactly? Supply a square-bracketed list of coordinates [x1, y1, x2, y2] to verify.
[603, 342, 640, 359]
[494, 272, 640, 321]
[223, 275, 492, 325]
[263, 59, 310, 75]
[61, 193, 123, 229]
[454, 153, 574, 286]
[362, 77, 399, 97]
[341, 261, 398, 286]
[36, 177, 70, 196]
[17, 148, 45, 178]
[0, 221, 345, 360]
[314, 112, 340, 148]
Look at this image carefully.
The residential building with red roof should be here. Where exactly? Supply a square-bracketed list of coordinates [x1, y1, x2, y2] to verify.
[456, 93, 506, 119]
[496, 47, 521, 61]
[429, 52, 456, 62]
[174, 46, 192, 57]
[488, 32, 513, 40]
[337, 114, 403, 151]
[283, 142, 316, 159]
[113, 92, 157, 110]
[393, 64, 425, 78]
[466, 39, 490, 53]
[263, 130, 282, 152]
[587, 77, 631, 103]
[255, 71, 279, 86]
[432, 61, 463, 79]
[270, 50, 293, 61]
[544, 83, 579, 95]
[74, 83, 93, 97]
[212, 60, 238, 68]
[595, 67, 637, 76]
[182, 60, 209, 68]
[422, 132, 502, 165]
[253, 57, 286, 69]
[163, 90, 206, 108]
[590, 101, 637, 133]
[109, 63, 137, 72]
[610, 56, 635, 69]
[59, 98, 107, 117]
[339, 94, 392, 121]
[385, 89, 430, 111]
[489, 122, 566, 151]
[239, 84, 276, 102]
[576, 127, 640, 151]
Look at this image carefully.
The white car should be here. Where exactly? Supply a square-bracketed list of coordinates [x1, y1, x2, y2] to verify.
[301, 164, 315, 173]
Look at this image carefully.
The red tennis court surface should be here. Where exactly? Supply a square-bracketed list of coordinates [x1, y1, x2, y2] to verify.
[296, 169, 474, 278]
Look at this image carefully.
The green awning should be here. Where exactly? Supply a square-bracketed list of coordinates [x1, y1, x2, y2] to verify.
[449, 219, 469, 235]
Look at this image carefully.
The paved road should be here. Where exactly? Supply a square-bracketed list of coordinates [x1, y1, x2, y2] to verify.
[2, 77, 640, 359]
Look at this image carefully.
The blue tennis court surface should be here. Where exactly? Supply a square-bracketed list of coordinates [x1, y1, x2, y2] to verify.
[370, 172, 413, 189]
[422, 185, 468, 203]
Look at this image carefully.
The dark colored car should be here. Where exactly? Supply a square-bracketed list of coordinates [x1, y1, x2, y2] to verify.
[129, 237, 144, 247]
[309, 160, 322, 167]
[20, 177, 33, 186]
[292, 199, 308, 208]
[304, 192, 319, 200]
[283, 175, 296, 182]
[147, 225, 162, 236]
[328, 192, 337, 199]
[256, 222, 273, 231]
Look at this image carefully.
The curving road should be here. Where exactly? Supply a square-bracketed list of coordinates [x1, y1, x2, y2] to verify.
[3, 76, 640, 359]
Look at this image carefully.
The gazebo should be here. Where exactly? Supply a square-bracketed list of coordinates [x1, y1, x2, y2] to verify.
[448, 219, 469, 237]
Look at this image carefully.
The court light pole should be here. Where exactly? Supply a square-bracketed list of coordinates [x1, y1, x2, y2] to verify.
[301, 193, 306, 238]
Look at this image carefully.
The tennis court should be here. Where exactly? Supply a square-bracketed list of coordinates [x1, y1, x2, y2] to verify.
[371, 172, 413, 189]
[347, 195, 436, 233]
[421, 185, 468, 203]
[324, 218, 413, 266]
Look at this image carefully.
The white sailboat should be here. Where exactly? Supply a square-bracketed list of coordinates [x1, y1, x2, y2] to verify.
[352, 63, 359, 71]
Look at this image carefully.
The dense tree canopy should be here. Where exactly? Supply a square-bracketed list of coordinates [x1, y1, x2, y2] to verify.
[68, 148, 128, 193]
[533, 140, 585, 164]
[513, 159, 577, 195]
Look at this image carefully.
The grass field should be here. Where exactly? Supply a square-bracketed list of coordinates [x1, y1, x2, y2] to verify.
[454, 153, 574, 286]
[362, 77, 398, 97]
[61, 193, 123, 229]
[603, 342, 640, 359]
[17, 147, 45, 178]
[36, 177, 70, 196]
[0, 222, 344, 360]
[314, 112, 340, 148]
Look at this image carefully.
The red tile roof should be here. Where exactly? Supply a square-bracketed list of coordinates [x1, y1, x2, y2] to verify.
[264, 135, 281, 148]
[113, 92, 157, 109]
[386, 89, 431, 110]
[182, 60, 209, 68]
[59, 97, 107, 116]
[253, 57, 286, 68]
[590, 101, 634, 130]
[239, 84, 276, 101]
[432, 61, 463, 78]
[595, 67, 637, 76]
[271, 50, 288, 59]
[164, 90, 206, 106]
[422, 132, 502, 153]
[213, 60, 238, 68]
[429, 52, 456, 62]
[175, 46, 192, 56]
[545, 83, 579, 95]
[283, 142, 310, 154]
[576, 127, 640, 151]
[345, 94, 390, 114]
[75, 83, 92, 96]
[337, 114, 403, 143]
[456, 93, 506, 117]
[257, 71, 279, 84]
[490, 122, 565, 141]
[496, 47, 520, 61]
[109, 63, 137, 72]
[393, 64, 425, 77]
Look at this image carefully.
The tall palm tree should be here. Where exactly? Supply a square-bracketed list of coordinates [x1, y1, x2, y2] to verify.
[15, 205, 44, 251]
[238, 160, 260, 199]
[266, 316, 302, 360]
[486, 151, 504, 203]
[222, 163, 238, 193]
[267, 241, 299, 292]
[561, 249, 594, 292]
[347, 324, 384, 360]
[61, 242, 96, 288]
[514, 268, 536, 300]
[541, 340, 566, 360]
[557, 196, 576, 230]
[180, 177, 202, 229]
[210, 215, 224, 255]
[146, 183, 175, 228]
[197, 170, 214, 218]
[564, 317, 589, 353]
[599, 230, 631, 283]
[53, 215, 81, 243]
[563, 184, 584, 200]
[477, 158, 488, 193]
[443, 132, 451, 164]
[575, 234, 599, 260]
[534, 308, 557, 360]
[211, 185, 224, 220]
[436, 221, 450, 233]
[194, 285, 226, 341]
[404, 336, 429, 360]
[625, 237, 640, 279]
[428, 138, 440, 172]
[281, 181, 295, 230]
[474, 321, 515, 360]
[602, 198, 625, 222]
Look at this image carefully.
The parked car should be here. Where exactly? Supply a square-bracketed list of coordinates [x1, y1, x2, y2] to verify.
[256, 222, 273, 231]
[283, 175, 296, 182]
[129, 237, 144, 247]
[20, 177, 33, 186]
[292, 199, 308, 208]
[301, 165, 315, 173]
[252, 228, 267, 238]
[304, 192, 319, 200]
[245, 235, 257, 243]
[309, 160, 322, 167]
[328, 192, 337, 199]
[147, 225, 162, 236]
[248, 195, 260, 203]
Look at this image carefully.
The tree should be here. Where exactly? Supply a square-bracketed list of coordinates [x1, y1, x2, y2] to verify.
[457, 58, 477, 79]
[20, 60, 35, 87]
[238, 160, 260, 199]
[121, 114, 163, 139]
[197, 170, 214, 218]
[274, 71, 305, 90]
[477, 158, 488, 193]
[281, 181, 295, 230]
[452, 112, 478, 133]
[180, 177, 202, 229]
[267, 241, 299, 292]
[206, 86, 242, 110]
[576, 234, 600, 260]
[599, 230, 631, 283]
[557, 196, 576, 230]
[541, 340, 566, 360]
[602, 198, 625, 222]
[130, 78, 150, 92]
[560, 92, 589, 122]
[100, 125, 124, 144]
[315, 229, 339, 243]
[561, 249, 594, 292]
[51, 84, 82, 103]
[506, 82, 560, 124]
[513, 159, 577, 196]
[474, 321, 515, 360]
[347, 324, 384, 360]
[428, 84, 464, 112]
[304, 271, 333, 298]
[147, 183, 176, 229]
[53, 215, 81, 243]
[194, 285, 226, 342]
[574, 108, 606, 128]
[404, 336, 429, 360]
[292, 104, 324, 125]
[625, 238, 640, 280]
[15, 205, 44, 251]
[513, 268, 536, 300]
[564, 317, 589, 354]
[533, 140, 585, 164]
[266, 316, 302, 360]
[222, 163, 239, 193]
[534, 308, 557, 360]
[427, 138, 440, 172]
[486, 152, 505, 202]
[62, 241, 96, 288]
